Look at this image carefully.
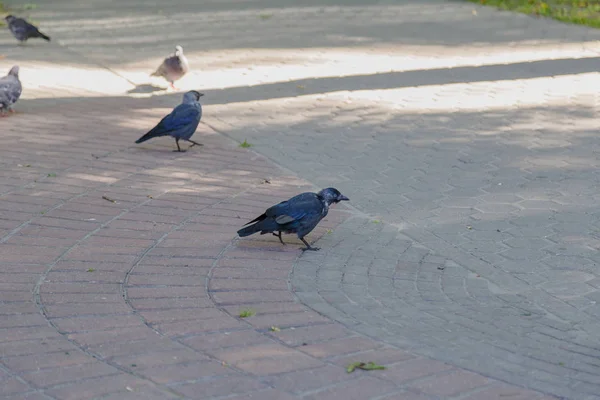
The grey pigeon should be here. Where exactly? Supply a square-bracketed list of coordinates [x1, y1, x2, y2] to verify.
[151, 45, 189, 89]
[135, 90, 204, 152]
[237, 188, 349, 251]
[5, 15, 51, 43]
[0, 66, 22, 116]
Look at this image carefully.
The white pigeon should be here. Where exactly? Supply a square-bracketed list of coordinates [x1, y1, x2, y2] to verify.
[151, 45, 189, 90]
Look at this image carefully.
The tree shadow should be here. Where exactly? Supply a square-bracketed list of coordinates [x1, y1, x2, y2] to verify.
[126, 84, 167, 95]
[7, 51, 600, 113]
[3, 0, 600, 67]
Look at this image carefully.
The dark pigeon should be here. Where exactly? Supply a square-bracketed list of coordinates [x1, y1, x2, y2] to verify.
[151, 45, 189, 90]
[5, 15, 51, 43]
[135, 90, 204, 152]
[0, 66, 22, 116]
[237, 188, 349, 251]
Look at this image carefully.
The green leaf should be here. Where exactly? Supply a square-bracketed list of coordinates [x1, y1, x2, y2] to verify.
[239, 308, 256, 318]
[346, 361, 363, 373]
[346, 361, 386, 373]
[239, 139, 253, 148]
[360, 362, 386, 371]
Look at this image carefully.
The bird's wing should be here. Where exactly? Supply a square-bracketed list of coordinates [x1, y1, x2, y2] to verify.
[25, 21, 37, 30]
[265, 193, 321, 225]
[152, 62, 167, 77]
[0, 77, 20, 104]
[163, 55, 183, 73]
[0, 92, 10, 109]
[156, 103, 199, 133]
[0, 76, 11, 88]
[10, 19, 27, 35]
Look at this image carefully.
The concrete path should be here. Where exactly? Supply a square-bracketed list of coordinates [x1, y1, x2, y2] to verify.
[1, 0, 599, 398]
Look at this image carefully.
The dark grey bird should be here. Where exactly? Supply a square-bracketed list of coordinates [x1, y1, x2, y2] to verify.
[5, 15, 51, 43]
[0, 66, 22, 116]
[151, 45, 189, 90]
[237, 188, 349, 251]
[135, 90, 204, 152]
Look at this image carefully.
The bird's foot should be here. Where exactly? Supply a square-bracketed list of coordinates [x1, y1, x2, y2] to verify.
[173, 150, 186, 153]
[300, 238, 319, 251]
[8, 108, 16, 114]
[187, 141, 204, 149]
[301, 246, 320, 252]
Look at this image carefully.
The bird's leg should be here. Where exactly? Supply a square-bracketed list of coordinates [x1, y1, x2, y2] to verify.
[273, 231, 285, 245]
[186, 139, 204, 148]
[300, 237, 320, 252]
[174, 138, 185, 152]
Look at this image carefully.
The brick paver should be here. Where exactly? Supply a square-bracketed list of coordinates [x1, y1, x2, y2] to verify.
[0, 0, 593, 398]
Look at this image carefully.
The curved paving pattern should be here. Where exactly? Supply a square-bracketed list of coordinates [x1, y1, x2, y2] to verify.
[292, 218, 600, 399]
[0, 0, 597, 398]
[0, 96, 551, 399]
[199, 2, 600, 400]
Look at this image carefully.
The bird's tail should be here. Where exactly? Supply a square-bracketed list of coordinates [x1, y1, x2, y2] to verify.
[135, 127, 168, 144]
[38, 31, 50, 41]
[150, 66, 164, 77]
[237, 216, 278, 237]
[237, 223, 261, 237]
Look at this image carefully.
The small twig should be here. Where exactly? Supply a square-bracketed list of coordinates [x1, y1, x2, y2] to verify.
[102, 195, 117, 203]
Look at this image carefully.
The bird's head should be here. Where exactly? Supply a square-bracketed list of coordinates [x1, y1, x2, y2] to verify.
[175, 45, 184, 55]
[5, 15, 15, 23]
[318, 188, 349, 205]
[183, 90, 204, 102]
[8, 65, 19, 78]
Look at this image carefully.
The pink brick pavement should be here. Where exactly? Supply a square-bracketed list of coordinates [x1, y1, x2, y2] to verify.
[0, 94, 559, 399]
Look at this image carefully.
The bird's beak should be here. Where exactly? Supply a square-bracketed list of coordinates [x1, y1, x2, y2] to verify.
[197, 92, 205, 97]
[338, 194, 350, 201]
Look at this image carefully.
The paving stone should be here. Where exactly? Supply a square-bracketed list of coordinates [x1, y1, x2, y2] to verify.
[302, 376, 397, 400]
[406, 370, 491, 397]
[0, 0, 581, 398]
[175, 376, 268, 398]
[300, 336, 381, 358]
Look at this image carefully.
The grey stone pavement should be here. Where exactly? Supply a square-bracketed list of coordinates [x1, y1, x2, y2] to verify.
[2, 0, 600, 399]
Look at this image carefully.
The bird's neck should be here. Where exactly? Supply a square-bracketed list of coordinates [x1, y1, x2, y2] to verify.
[318, 195, 331, 209]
